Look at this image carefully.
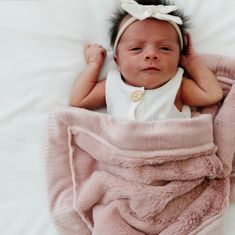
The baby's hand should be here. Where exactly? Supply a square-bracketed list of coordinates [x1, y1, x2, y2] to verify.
[83, 44, 106, 67]
[180, 33, 199, 70]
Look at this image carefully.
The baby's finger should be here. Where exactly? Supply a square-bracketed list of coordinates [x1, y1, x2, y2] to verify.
[186, 33, 193, 47]
[92, 44, 102, 48]
[101, 48, 107, 58]
[94, 45, 106, 57]
[83, 43, 91, 51]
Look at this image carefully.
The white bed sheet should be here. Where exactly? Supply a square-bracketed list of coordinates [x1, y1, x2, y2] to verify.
[0, 0, 234, 235]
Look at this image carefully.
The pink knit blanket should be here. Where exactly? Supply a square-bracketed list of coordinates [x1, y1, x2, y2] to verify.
[46, 54, 235, 235]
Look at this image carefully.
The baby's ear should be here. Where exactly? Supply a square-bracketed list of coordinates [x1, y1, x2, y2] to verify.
[183, 34, 188, 47]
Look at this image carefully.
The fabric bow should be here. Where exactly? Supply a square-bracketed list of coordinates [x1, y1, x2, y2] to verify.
[121, 0, 183, 25]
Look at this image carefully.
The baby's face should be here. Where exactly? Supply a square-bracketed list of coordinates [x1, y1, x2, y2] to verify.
[115, 18, 181, 89]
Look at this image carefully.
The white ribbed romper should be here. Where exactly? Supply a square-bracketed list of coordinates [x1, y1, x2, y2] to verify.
[105, 67, 191, 121]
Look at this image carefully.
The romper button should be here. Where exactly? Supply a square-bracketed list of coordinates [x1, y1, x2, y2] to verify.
[131, 91, 143, 102]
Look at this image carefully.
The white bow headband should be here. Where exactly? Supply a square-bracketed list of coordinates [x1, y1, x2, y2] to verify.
[113, 0, 184, 53]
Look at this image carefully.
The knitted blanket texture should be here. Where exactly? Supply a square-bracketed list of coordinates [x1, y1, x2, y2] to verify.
[46, 54, 235, 235]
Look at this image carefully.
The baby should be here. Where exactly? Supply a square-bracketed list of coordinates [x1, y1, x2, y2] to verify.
[70, 0, 223, 121]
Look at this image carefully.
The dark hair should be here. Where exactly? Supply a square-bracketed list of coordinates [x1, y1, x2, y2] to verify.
[109, 0, 190, 51]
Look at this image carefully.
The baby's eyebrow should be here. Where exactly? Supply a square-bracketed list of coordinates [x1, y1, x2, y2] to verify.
[119, 39, 143, 47]
[122, 38, 143, 43]
[127, 40, 143, 45]
[155, 39, 180, 47]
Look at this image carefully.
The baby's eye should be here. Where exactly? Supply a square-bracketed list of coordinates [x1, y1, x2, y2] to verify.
[160, 47, 172, 51]
[130, 47, 142, 51]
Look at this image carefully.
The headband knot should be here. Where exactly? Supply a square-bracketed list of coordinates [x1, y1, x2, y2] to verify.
[121, 0, 183, 24]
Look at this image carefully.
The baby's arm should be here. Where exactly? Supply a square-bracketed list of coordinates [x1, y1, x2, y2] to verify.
[69, 44, 106, 109]
[180, 34, 223, 107]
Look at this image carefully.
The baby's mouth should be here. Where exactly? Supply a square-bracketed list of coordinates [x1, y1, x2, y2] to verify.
[142, 66, 161, 71]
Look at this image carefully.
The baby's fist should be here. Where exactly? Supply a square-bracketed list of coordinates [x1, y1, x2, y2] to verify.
[84, 44, 106, 67]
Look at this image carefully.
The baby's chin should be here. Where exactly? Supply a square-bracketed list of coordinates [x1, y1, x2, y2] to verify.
[123, 73, 171, 89]
[139, 77, 170, 90]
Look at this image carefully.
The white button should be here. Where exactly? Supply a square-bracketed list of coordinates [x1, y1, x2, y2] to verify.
[131, 91, 143, 102]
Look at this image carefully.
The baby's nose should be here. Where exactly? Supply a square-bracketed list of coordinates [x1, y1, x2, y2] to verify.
[145, 48, 159, 60]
